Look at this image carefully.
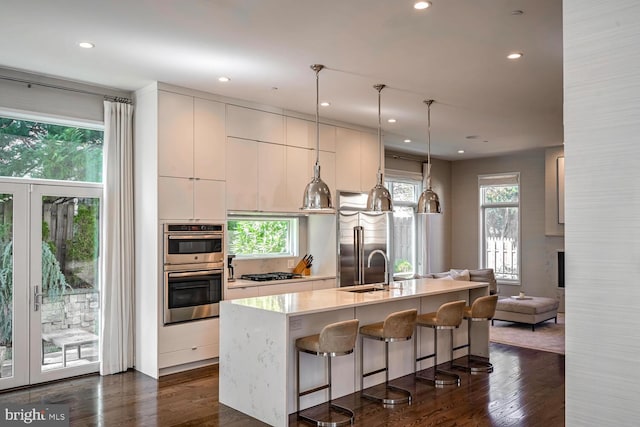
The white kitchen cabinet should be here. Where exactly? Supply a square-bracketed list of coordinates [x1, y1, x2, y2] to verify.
[259, 281, 313, 296]
[227, 105, 284, 144]
[158, 177, 226, 221]
[194, 98, 226, 180]
[226, 137, 258, 211]
[225, 286, 260, 300]
[360, 131, 380, 192]
[158, 318, 219, 369]
[158, 91, 194, 178]
[227, 138, 288, 212]
[157, 91, 226, 221]
[286, 117, 336, 152]
[258, 143, 287, 212]
[194, 179, 226, 220]
[335, 127, 380, 193]
[335, 127, 361, 192]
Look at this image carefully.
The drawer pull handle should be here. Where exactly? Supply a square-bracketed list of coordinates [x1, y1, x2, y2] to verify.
[192, 346, 197, 350]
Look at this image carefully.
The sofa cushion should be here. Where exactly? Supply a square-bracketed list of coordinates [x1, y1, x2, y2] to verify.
[469, 268, 498, 294]
[449, 269, 470, 281]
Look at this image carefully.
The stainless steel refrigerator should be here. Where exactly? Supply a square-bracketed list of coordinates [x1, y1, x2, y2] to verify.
[337, 191, 393, 287]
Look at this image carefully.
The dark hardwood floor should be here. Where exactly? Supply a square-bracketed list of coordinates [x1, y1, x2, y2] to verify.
[0, 343, 564, 426]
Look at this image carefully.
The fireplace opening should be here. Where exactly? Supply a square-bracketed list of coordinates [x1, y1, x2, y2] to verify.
[558, 251, 565, 288]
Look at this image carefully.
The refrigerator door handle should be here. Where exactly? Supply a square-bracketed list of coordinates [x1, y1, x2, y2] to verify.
[354, 225, 364, 285]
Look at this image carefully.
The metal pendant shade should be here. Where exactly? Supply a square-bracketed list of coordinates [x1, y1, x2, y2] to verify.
[301, 64, 333, 211]
[366, 84, 393, 212]
[417, 99, 442, 214]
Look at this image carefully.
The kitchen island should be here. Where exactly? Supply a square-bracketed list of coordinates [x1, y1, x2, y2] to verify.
[219, 278, 489, 427]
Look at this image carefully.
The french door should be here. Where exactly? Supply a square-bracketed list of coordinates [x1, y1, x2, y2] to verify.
[0, 180, 102, 390]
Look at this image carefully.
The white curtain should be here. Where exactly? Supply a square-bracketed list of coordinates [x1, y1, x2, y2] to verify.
[100, 100, 135, 375]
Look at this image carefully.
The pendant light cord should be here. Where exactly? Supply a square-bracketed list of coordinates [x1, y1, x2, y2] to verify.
[314, 66, 321, 166]
[374, 84, 386, 180]
[425, 99, 434, 190]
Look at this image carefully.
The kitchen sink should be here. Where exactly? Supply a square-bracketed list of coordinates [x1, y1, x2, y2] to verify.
[342, 286, 387, 293]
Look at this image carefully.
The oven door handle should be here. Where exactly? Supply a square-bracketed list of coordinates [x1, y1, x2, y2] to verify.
[167, 234, 222, 240]
[168, 270, 223, 278]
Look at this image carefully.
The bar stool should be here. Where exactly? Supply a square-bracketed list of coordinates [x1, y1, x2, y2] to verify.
[415, 300, 465, 387]
[296, 319, 360, 427]
[454, 295, 498, 374]
[359, 309, 417, 406]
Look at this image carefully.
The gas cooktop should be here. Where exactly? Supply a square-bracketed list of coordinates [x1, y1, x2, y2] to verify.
[240, 272, 303, 282]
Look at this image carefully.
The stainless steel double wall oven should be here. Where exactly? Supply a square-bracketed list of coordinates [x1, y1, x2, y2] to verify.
[163, 224, 224, 325]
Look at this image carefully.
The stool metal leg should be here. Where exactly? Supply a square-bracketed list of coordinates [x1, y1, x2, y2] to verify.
[453, 318, 493, 374]
[297, 349, 355, 427]
[360, 337, 412, 406]
[416, 327, 460, 388]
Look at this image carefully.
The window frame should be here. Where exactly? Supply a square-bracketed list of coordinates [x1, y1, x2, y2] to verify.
[385, 172, 423, 278]
[227, 216, 299, 260]
[478, 173, 521, 284]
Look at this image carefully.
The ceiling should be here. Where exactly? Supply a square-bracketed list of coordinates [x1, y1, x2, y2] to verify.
[0, 0, 563, 160]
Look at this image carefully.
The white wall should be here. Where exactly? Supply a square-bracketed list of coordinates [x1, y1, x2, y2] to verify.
[450, 149, 564, 299]
[564, 1, 640, 425]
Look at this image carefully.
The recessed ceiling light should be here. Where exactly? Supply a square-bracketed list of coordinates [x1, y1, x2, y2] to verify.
[404, 139, 411, 143]
[218, 76, 231, 82]
[457, 150, 465, 154]
[414, 1, 432, 10]
[78, 42, 94, 49]
[320, 101, 330, 107]
[507, 52, 523, 60]
[387, 118, 397, 123]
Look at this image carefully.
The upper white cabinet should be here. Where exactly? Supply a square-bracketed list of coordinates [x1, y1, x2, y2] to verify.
[194, 98, 226, 180]
[227, 105, 284, 144]
[258, 143, 287, 211]
[157, 91, 226, 221]
[158, 91, 193, 178]
[286, 117, 336, 152]
[335, 128, 362, 192]
[226, 137, 258, 211]
[335, 127, 380, 193]
[360, 131, 379, 192]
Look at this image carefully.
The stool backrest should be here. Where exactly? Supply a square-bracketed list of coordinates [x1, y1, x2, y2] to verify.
[382, 309, 418, 339]
[319, 319, 360, 354]
[435, 300, 466, 327]
[470, 295, 499, 319]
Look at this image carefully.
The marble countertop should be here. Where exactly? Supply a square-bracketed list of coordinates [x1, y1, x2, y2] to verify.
[223, 278, 488, 316]
[227, 275, 336, 289]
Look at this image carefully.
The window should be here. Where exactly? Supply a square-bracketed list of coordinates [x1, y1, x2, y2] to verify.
[0, 116, 104, 183]
[227, 218, 298, 258]
[479, 173, 520, 282]
[385, 175, 422, 276]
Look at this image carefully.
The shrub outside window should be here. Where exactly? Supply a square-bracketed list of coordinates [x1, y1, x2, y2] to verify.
[0, 116, 104, 183]
[227, 218, 298, 258]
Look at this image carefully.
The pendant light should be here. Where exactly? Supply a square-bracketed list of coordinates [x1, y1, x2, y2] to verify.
[366, 84, 393, 211]
[417, 99, 442, 214]
[301, 64, 333, 211]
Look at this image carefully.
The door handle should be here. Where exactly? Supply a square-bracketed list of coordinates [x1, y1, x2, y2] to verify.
[33, 285, 43, 311]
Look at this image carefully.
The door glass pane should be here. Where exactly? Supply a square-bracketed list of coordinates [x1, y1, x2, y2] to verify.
[0, 193, 14, 378]
[40, 196, 100, 371]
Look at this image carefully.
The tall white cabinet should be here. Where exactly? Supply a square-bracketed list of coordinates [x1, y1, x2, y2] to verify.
[134, 83, 227, 379]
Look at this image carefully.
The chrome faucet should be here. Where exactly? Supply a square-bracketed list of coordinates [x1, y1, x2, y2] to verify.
[367, 249, 389, 288]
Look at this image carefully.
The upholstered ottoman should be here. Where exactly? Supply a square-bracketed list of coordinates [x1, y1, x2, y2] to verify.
[492, 297, 559, 331]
